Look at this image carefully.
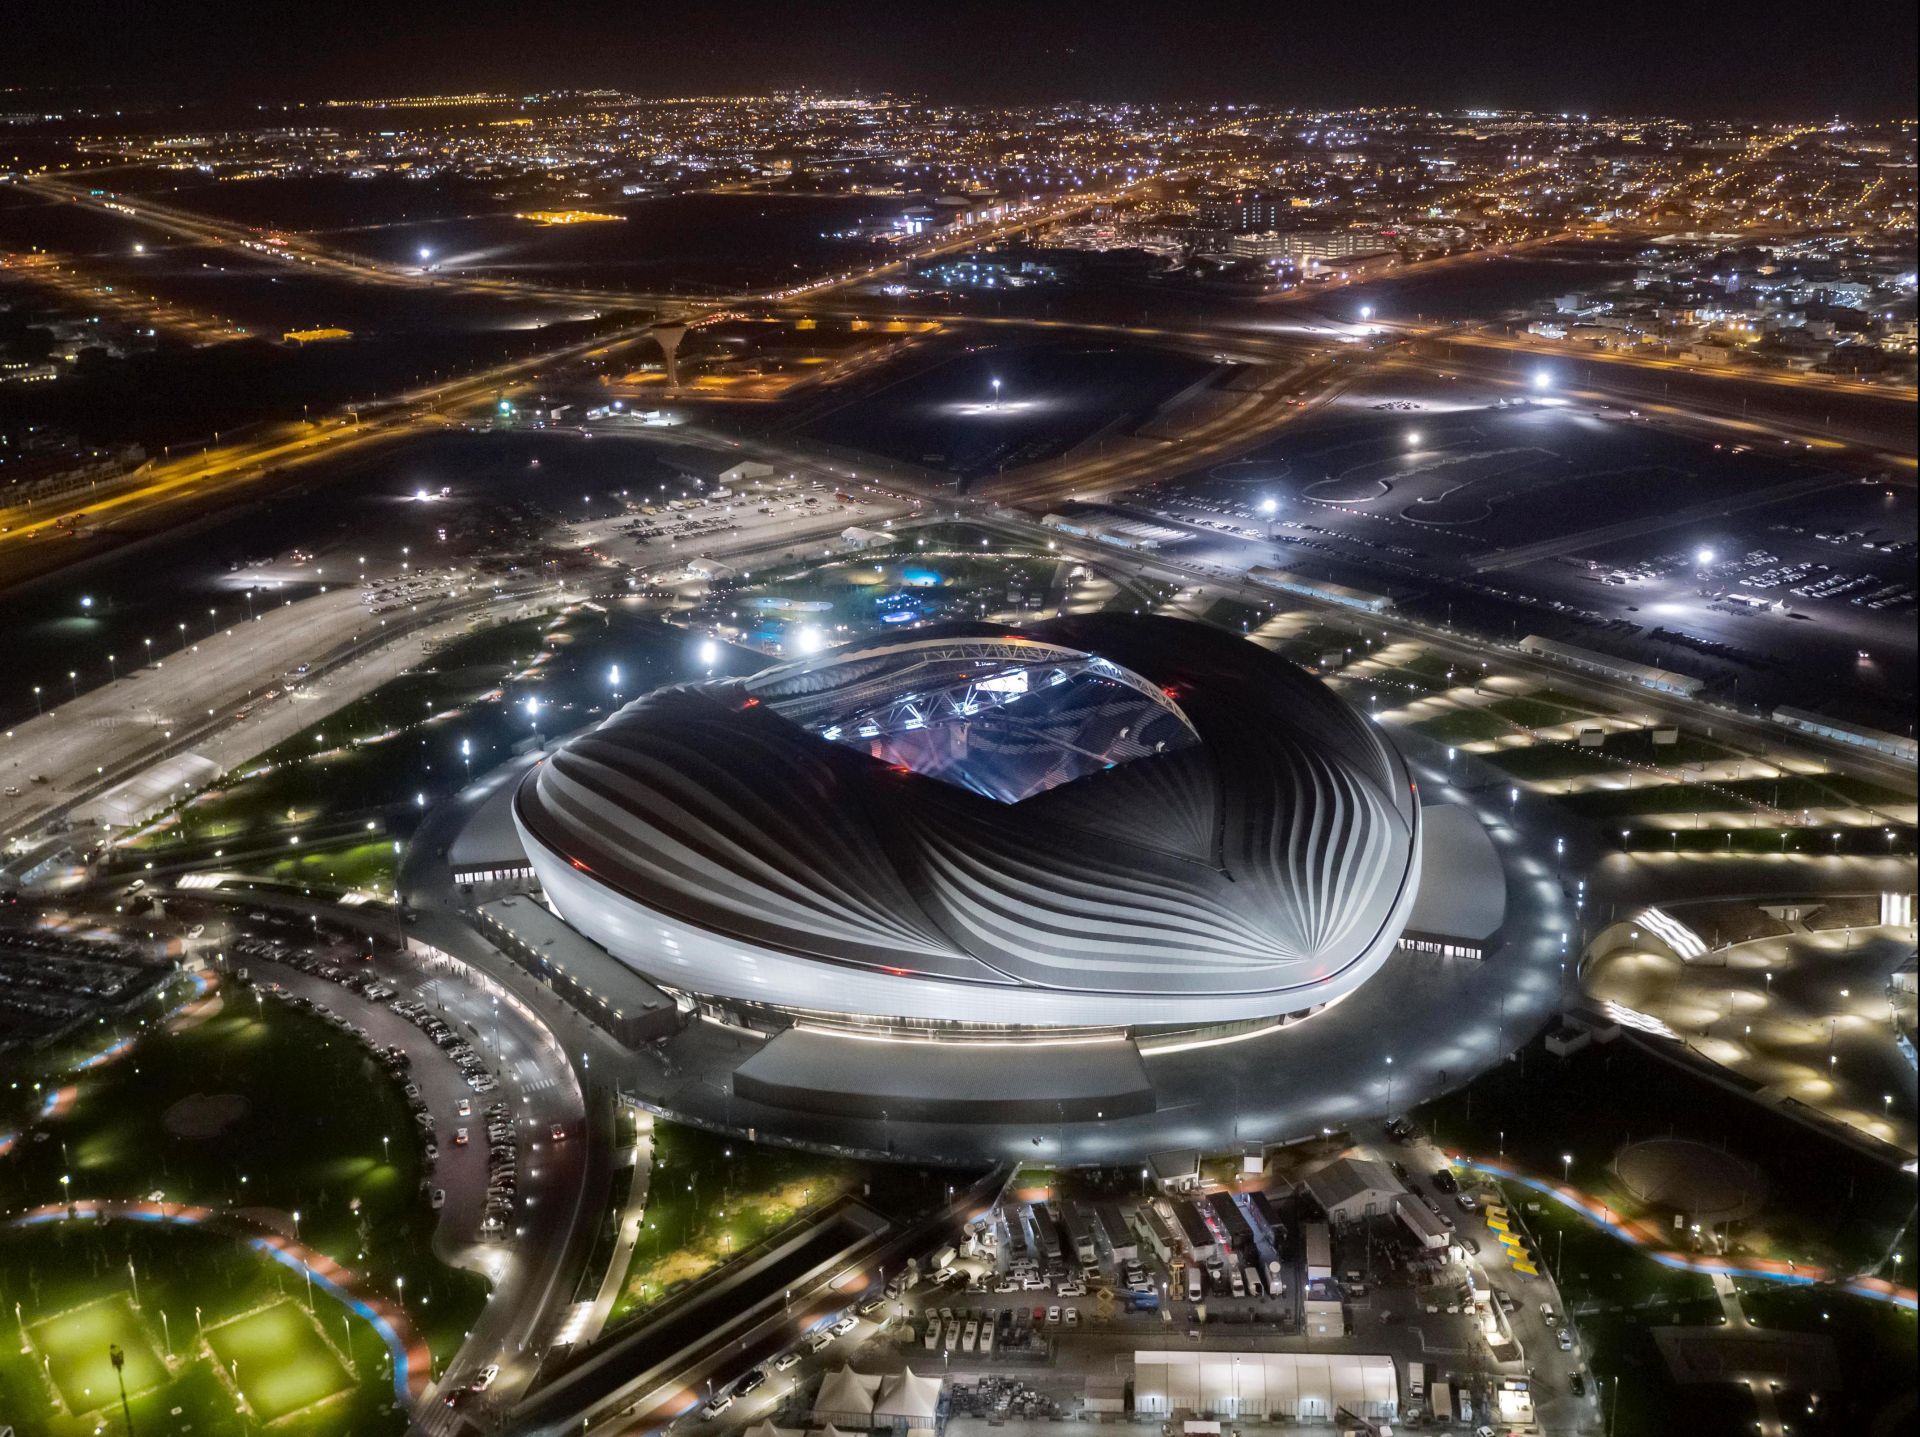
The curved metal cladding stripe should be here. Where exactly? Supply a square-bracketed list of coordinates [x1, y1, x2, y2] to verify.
[513, 617, 1422, 1021]
[523, 686, 964, 969]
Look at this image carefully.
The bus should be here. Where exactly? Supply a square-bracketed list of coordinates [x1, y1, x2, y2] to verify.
[1132, 1205, 1177, 1265]
[1030, 1203, 1063, 1272]
[1063, 1202, 1100, 1267]
[1173, 1201, 1216, 1263]
[1207, 1192, 1255, 1264]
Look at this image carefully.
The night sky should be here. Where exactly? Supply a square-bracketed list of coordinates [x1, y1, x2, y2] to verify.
[5, 0, 1916, 118]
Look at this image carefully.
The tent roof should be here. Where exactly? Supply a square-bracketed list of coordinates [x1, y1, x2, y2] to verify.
[811, 1367, 881, 1420]
[876, 1368, 943, 1420]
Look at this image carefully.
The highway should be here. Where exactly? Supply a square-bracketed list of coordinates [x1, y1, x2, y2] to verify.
[0, 318, 684, 588]
[8, 166, 1176, 316]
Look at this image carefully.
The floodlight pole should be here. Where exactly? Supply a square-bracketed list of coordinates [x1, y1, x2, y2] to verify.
[110, 1342, 134, 1436]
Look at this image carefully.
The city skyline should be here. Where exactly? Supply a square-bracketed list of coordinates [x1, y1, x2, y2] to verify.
[4, 0, 1917, 118]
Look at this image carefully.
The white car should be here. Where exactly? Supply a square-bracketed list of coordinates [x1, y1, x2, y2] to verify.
[430, 1187, 447, 1209]
[772, 1351, 802, 1372]
[471, 1363, 499, 1392]
[704, 1394, 735, 1418]
[806, 1330, 834, 1353]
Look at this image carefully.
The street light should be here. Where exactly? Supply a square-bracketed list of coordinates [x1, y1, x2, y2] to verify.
[1561, 1152, 1573, 1184]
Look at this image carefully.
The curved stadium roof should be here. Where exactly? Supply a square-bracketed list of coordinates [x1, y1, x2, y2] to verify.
[513, 616, 1421, 1026]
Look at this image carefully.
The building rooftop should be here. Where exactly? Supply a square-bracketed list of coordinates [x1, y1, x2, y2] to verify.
[478, 895, 677, 1025]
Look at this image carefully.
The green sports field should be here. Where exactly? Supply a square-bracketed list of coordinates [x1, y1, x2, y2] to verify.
[30, 1295, 166, 1415]
[206, 1301, 353, 1423]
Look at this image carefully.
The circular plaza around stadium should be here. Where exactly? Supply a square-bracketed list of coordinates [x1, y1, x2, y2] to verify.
[421, 611, 1545, 1153]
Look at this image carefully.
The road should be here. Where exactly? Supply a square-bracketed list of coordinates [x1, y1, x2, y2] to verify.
[1441, 326, 1918, 403]
[1386, 1124, 1597, 1434]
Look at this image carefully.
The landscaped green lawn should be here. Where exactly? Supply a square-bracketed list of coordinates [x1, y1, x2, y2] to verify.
[1487, 693, 1596, 729]
[1416, 1036, 1911, 1275]
[256, 839, 399, 892]
[207, 1301, 353, 1423]
[1407, 707, 1516, 744]
[121, 609, 707, 863]
[1480, 744, 1616, 781]
[606, 1122, 852, 1327]
[0, 991, 485, 1365]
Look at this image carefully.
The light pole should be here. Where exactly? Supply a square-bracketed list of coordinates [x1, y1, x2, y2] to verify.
[110, 1342, 134, 1436]
[1561, 1152, 1573, 1186]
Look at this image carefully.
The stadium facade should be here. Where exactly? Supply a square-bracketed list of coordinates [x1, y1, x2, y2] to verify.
[512, 616, 1422, 1037]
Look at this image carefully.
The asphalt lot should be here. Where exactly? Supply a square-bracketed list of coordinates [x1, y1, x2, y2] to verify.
[1107, 369, 1915, 722]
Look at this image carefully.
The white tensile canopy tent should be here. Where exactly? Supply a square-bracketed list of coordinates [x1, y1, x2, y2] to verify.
[810, 1368, 882, 1429]
[874, 1368, 943, 1429]
[1132, 1350, 1398, 1423]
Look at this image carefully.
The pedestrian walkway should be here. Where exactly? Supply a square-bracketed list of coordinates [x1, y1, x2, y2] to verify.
[1454, 1153, 1918, 1311]
[579, 1114, 656, 1345]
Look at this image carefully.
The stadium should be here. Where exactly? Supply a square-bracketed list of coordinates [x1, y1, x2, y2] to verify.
[512, 615, 1425, 1038]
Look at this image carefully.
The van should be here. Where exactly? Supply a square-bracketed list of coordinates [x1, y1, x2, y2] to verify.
[1186, 1266, 1203, 1301]
[1245, 1266, 1263, 1298]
